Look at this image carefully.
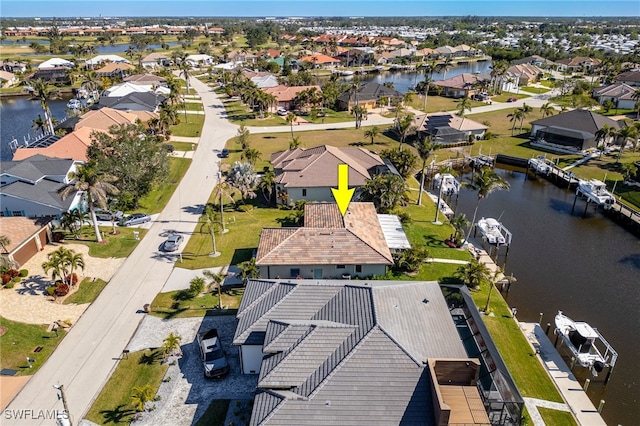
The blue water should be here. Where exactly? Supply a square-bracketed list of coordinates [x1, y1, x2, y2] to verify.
[0, 40, 181, 55]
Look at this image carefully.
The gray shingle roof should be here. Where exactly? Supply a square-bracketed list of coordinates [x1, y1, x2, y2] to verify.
[1, 154, 74, 183]
[530, 109, 623, 134]
[1, 179, 73, 211]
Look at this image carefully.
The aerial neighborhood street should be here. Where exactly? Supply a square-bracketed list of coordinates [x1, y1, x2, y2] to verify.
[1, 5, 640, 426]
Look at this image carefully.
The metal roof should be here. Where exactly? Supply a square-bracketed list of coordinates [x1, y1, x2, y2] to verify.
[377, 214, 412, 250]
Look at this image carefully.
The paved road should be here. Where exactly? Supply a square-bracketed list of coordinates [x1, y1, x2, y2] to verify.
[5, 77, 237, 425]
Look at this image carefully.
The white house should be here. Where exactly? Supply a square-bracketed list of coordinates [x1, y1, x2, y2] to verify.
[37, 58, 75, 69]
[85, 55, 130, 67]
[185, 54, 214, 67]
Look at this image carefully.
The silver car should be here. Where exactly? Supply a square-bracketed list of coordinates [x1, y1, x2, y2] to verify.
[162, 234, 184, 252]
[119, 213, 151, 227]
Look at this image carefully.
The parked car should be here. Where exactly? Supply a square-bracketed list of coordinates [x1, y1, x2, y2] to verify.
[119, 213, 151, 227]
[94, 209, 124, 222]
[162, 234, 184, 252]
[219, 148, 229, 158]
[471, 92, 490, 101]
[197, 328, 230, 379]
[277, 107, 287, 116]
[507, 97, 517, 102]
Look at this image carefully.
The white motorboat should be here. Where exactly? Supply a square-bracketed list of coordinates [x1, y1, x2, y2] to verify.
[528, 155, 554, 175]
[66, 99, 82, 109]
[433, 173, 461, 196]
[340, 70, 354, 76]
[476, 217, 509, 245]
[577, 179, 615, 208]
[555, 311, 617, 376]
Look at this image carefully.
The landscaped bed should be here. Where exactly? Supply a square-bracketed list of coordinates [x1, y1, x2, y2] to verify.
[63, 278, 107, 305]
[150, 287, 244, 319]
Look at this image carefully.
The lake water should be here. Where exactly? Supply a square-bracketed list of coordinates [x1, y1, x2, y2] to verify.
[0, 39, 181, 55]
[454, 170, 639, 426]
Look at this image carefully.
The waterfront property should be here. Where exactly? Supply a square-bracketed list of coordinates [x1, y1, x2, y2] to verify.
[234, 279, 497, 425]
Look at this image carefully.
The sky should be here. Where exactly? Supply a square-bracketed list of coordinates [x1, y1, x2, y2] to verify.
[1, 0, 639, 18]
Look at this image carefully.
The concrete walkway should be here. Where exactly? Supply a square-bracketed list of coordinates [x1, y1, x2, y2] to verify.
[6, 76, 238, 425]
[523, 397, 571, 426]
[520, 322, 607, 426]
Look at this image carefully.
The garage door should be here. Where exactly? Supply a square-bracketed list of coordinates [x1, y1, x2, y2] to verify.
[13, 239, 39, 267]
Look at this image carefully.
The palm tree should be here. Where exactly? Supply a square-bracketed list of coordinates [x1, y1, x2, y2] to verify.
[621, 162, 638, 182]
[237, 257, 259, 285]
[395, 114, 414, 151]
[415, 136, 441, 206]
[203, 270, 225, 309]
[454, 259, 490, 290]
[60, 209, 86, 239]
[0, 235, 10, 254]
[437, 57, 453, 80]
[31, 79, 59, 135]
[539, 102, 555, 118]
[289, 136, 302, 150]
[456, 97, 473, 117]
[161, 332, 182, 360]
[42, 247, 72, 283]
[236, 125, 250, 150]
[616, 125, 638, 161]
[241, 148, 261, 165]
[31, 115, 46, 137]
[57, 162, 119, 244]
[286, 112, 296, 140]
[507, 109, 525, 136]
[352, 105, 367, 130]
[201, 204, 221, 257]
[449, 214, 470, 244]
[484, 267, 504, 312]
[517, 103, 533, 132]
[464, 167, 510, 244]
[66, 250, 85, 285]
[364, 126, 380, 145]
[131, 385, 155, 412]
[632, 88, 640, 119]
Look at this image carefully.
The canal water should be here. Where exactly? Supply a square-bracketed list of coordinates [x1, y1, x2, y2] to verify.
[454, 169, 639, 426]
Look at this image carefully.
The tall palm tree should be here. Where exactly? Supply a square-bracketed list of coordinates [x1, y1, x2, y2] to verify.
[415, 136, 441, 206]
[456, 97, 473, 117]
[31, 79, 59, 135]
[396, 114, 414, 150]
[201, 204, 221, 257]
[632, 89, 640, 119]
[237, 257, 259, 285]
[448, 214, 470, 244]
[212, 176, 236, 234]
[464, 167, 510, 244]
[616, 125, 638, 161]
[437, 57, 453, 80]
[517, 103, 533, 132]
[454, 259, 490, 290]
[352, 105, 367, 130]
[539, 102, 555, 118]
[31, 115, 46, 137]
[57, 162, 119, 244]
[286, 112, 296, 140]
[507, 109, 525, 136]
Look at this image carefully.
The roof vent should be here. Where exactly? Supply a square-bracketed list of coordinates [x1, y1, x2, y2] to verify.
[325, 400, 331, 406]
[423, 298, 429, 304]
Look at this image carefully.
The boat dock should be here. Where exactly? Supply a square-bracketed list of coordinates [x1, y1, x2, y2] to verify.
[520, 322, 607, 426]
[426, 190, 455, 217]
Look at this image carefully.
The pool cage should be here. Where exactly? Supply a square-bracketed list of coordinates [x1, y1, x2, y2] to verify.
[442, 285, 524, 425]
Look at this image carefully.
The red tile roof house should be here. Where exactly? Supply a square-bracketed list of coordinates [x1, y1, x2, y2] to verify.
[261, 84, 321, 112]
[555, 56, 602, 72]
[255, 202, 394, 280]
[0, 217, 51, 267]
[271, 145, 390, 204]
[433, 73, 485, 99]
[298, 53, 341, 69]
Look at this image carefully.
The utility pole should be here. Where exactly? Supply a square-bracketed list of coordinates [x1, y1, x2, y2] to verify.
[53, 384, 72, 426]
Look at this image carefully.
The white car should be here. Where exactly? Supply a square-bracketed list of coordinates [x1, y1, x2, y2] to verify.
[277, 108, 288, 116]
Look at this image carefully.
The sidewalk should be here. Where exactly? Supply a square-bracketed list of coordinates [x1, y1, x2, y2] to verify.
[520, 322, 607, 426]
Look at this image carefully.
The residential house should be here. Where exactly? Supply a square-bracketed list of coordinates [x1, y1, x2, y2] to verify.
[250, 74, 279, 89]
[593, 82, 639, 110]
[414, 114, 488, 143]
[0, 70, 17, 88]
[74, 107, 145, 132]
[124, 73, 168, 87]
[298, 53, 341, 69]
[37, 58, 75, 69]
[185, 54, 214, 67]
[141, 52, 172, 69]
[555, 56, 602, 72]
[0, 61, 27, 74]
[432, 73, 486, 98]
[512, 55, 557, 69]
[12, 126, 96, 162]
[336, 81, 404, 110]
[0, 155, 82, 219]
[434, 45, 457, 58]
[530, 109, 624, 152]
[228, 51, 258, 64]
[0, 217, 51, 267]
[615, 70, 640, 87]
[206, 27, 225, 35]
[95, 62, 135, 79]
[271, 145, 393, 204]
[261, 85, 321, 112]
[233, 278, 492, 425]
[99, 91, 165, 112]
[506, 63, 544, 87]
[101, 82, 170, 98]
[255, 202, 397, 279]
[27, 66, 71, 84]
[85, 55, 130, 68]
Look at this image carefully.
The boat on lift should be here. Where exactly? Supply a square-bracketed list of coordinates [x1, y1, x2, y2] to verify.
[528, 155, 554, 175]
[476, 217, 511, 246]
[555, 311, 617, 376]
[340, 70, 355, 76]
[66, 99, 82, 109]
[433, 173, 461, 196]
[577, 179, 615, 209]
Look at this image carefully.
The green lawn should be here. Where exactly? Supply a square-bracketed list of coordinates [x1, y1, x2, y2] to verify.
[181, 102, 204, 112]
[222, 100, 285, 126]
[492, 93, 530, 102]
[407, 95, 482, 113]
[54, 227, 148, 258]
[538, 407, 579, 426]
[150, 287, 244, 319]
[136, 157, 191, 214]
[85, 349, 168, 425]
[63, 278, 108, 305]
[524, 86, 551, 94]
[165, 141, 194, 152]
[171, 114, 205, 137]
[0, 316, 66, 375]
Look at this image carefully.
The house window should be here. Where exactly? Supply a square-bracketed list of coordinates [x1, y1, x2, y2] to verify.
[302, 189, 307, 197]
[12, 211, 23, 217]
[355, 265, 363, 273]
[336, 265, 345, 269]
[290, 268, 300, 279]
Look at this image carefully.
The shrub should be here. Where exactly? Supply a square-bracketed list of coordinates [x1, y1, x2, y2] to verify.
[55, 283, 70, 297]
[5, 281, 15, 289]
[484, 131, 493, 140]
[8, 269, 19, 278]
[1, 274, 10, 285]
[19, 269, 28, 277]
[237, 204, 253, 212]
[65, 273, 79, 286]
[46, 286, 56, 296]
[12, 276, 21, 283]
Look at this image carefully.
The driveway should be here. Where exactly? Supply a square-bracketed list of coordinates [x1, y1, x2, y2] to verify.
[126, 315, 257, 426]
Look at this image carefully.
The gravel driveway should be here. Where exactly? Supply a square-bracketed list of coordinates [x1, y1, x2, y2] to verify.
[126, 315, 258, 426]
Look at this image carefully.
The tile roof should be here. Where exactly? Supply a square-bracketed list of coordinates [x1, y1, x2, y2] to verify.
[12, 126, 96, 162]
[271, 145, 383, 188]
[241, 279, 466, 426]
[261, 85, 321, 103]
[96, 62, 135, 73]
[530, 109, 624, 135]
[298, 53, 341, 64]
[0, 217, 50, 253]
[594, 82, 638, 100]
[433, 73, 484, 90]
[256, 203, 392, 266]
[75, 107, 138, 131]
